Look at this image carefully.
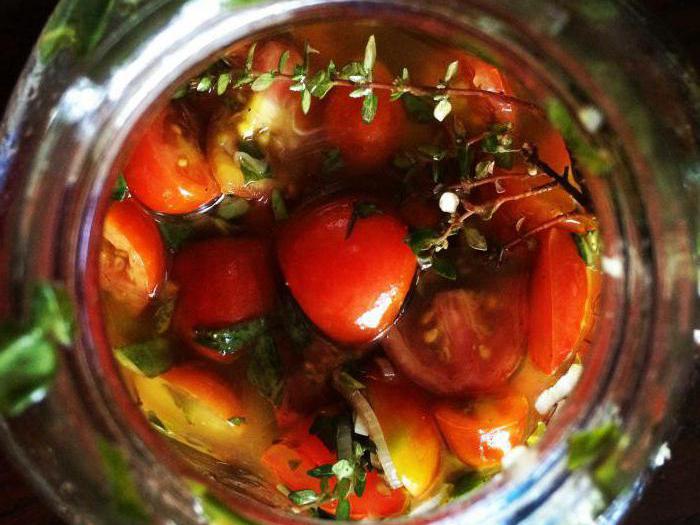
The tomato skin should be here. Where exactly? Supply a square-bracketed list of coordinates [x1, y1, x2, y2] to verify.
[125, 105, 220, 215]
[252, 40, 304, 103]
[434, 395, 529, 468]
[262, 421, 407, 519]
[172, 238, 276, 362]
[100, 199, 166, 313]
[323, 64, 406, 172]
[528, 228, 588, 374]
[383, 266, 528, 395]
[366, 377, 442, 497]
[161, 363, 242, 420]
[277, 196, 417, 345]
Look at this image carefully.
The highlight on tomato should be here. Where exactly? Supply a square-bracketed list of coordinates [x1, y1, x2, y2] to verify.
[124, 104, 220, 215]
[99, 198, 166, 314]
[277, 196, 417, 345]
[434, 395, 529, 468]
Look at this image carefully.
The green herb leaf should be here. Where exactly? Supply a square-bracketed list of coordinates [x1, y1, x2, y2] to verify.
[308, 70, 334, 99]
[158, 221, 194, 251]
[301, 89, 312, 114]
[526, 421, 547, 446]
[308, 464, 335, 478]
[349, 87, 372, 98]
[474, 159, 495, 180]
[452, 470, 493, 499]
[217, 72, 232, 95]
[363, 35, 377, 76]
[332, 459, 355, 480]
[228, 416, 247, 426]
[278, 50, 290, 73]
[432, 257, 457, 280]
[251, 72, 276, 92]
[402, 94, 434, 123]
[361, 93, 378, 124]
[443, 60, 459, 83]
[172, 85, 189, 99]
[97, 439, 150, 524]
[115, 338, 173, 378]
[271, 189, 288, 221]
[567, 422, 623, 471]
[339, 62, 367, 83]
[245, 43, 257, 71]
[405, 229, 438, 255]
[279, 295, 312, 351]
[335, 498, 351, 520]
[32, 283, 74, 347]
[236, 151, 271, 183]
[111, 174, 129, 201]
[197, 75, 214, 93]
[433, 97, 452, 122]
[354, 468, 367, 497]
[217, 196, 250, 220]
[247, 334, 284, 406]
[190, 480, 256, 525]
[417, 144, 447, 162]
[288, 489, 319, 506]
[195, 318, 268, 357]
[574, 230, 601, 268]
[463, 226, 488, 251]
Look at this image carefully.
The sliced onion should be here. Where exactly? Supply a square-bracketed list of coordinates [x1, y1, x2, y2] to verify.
[332, 372, 403, 490]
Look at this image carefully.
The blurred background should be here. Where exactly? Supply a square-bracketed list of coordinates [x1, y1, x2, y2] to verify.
[0, 1, 698, 524]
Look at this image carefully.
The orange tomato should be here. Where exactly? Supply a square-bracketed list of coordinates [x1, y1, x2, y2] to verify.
[161, 363, 242, 420]
[125, 105, 220, 214]
[435, 395, 529, 468]
[366, 378, 442, 496]
[100, 199, 165, 314]
[528, 227, 588, 374]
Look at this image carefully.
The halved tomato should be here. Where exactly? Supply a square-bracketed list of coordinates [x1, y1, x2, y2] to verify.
[434, 395, 529, 468]
[528, 227, 588, 374]
[100, 199, 166, 314]
[382, 265, 528, 395]
[124, 104, 220, 214]
[277, 196, 416, 344]
[172, 237, 276, 363]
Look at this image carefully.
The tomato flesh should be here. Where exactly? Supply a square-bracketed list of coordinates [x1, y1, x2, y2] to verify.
[125, 105, 220, 214]
[172, 238, 276, 362]
[528, 227, 588, 374]
[434, 395, 529, 468]
[277, 196, 416, 345]
[100, 199, 166, 314]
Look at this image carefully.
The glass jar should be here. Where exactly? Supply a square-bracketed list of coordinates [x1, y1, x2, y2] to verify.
[0, 1, 697, 524]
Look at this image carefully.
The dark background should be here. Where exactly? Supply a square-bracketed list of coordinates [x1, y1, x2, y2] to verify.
[0, 1, 698, 524]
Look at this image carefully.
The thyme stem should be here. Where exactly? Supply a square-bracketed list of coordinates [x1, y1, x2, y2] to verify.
[499, 212, 593, 259]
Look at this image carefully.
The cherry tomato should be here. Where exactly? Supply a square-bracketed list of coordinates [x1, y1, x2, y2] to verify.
[161, 363, 243, 420]
[382, 266, 528, 395]
[277, 196, 416, 344]
[252, 40, 304, 103]
[528, 227, 588, 374]
[172, 238, 276, 362]
[100, 199, 166, 314]
[434, 395, 529, 468]
[323, 63, 406, 172]
[366, 377, 442, 496]
[125, 105, 220, 214]
[399, 194, 441, 230]
[262, 421, 407, 519]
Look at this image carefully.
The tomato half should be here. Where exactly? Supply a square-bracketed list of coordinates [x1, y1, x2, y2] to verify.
[434, 395, 529, 468]
[528, 227, 588, 374]
[262, 421, 407, 519]
[366, 377, 442, 497]
[382, 266, 528, 395]
[277, 196, 417, 345]
[161, 363, 243, 420]
[323, 63, 406, 172]
[172, 237, 276, 362]
[125, 104, 220, 214]
[100, 199, 166, 314]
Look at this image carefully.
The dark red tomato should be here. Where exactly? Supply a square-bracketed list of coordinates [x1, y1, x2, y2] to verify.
[399, 194, 441, 230]
[262, 421, 407, 519]
[172, 238, 276, 363]
[323, 63, 406, 172]
[383, 268, 528, 395]
[252, 40, 304, 103]
[528, 227, 588, 374]
[277, 196, 417, 345]
[125, 105, 220, 215]
[100, 199, 166, 314]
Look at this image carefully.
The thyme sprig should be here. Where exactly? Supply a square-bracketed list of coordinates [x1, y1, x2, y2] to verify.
[177, 36, 543, 124]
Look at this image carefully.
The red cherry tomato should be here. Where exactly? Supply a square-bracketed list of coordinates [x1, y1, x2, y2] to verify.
[528, 227, 588, 374]
[100, 199, 166, 314]
[172, 238, 276, 363]
[261, 421, 407, 519]
[125, 105, 220, 214]
[277, 196, 417, 344]
[323, 63, 406, 172]
[252, 40, 304, 103]
[434, 395, 529, 468]
[382, 267, 528, 395]
[161, 363, 242, 420]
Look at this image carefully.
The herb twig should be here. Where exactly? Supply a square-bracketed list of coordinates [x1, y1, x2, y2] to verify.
[498, 212, 594, 259]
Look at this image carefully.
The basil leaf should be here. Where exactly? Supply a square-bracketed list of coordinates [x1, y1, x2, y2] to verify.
[195, 318, 269, 357]
[97, 439, 150, 524]
[567, 422, 623, 471]
[236, 152, 271, 183]
[361, 93, 378, 124]
[288, 489, 318, 506]
[115, 338, 173, 378]
[247, 334, 284, 405]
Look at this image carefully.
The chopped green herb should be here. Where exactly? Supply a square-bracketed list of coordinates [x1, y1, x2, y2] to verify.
[111, 174, 129, 201]
[288, 489, 319, 506]
[271, 189, 288, 221]
[237, 152, 271, 183]
[194, 318, 269, 357]
[247, 334, 284, 405]
[115, 338, 173, 378]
